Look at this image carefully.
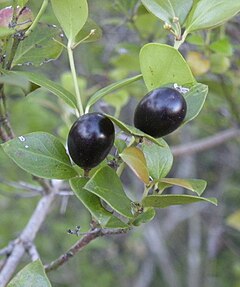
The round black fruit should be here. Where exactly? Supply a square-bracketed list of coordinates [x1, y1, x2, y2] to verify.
[67, 113, 115, 170]
[134, 87, 187, 138]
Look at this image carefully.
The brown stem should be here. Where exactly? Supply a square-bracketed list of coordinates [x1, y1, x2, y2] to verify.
[45, 228, 129, 273]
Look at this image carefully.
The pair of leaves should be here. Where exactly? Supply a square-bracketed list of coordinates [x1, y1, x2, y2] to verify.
[141, 0, 240, 33]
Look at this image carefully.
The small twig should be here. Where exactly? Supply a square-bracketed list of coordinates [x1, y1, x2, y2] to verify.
[24, 242, 40, 262]
[44, 227, 129, 273]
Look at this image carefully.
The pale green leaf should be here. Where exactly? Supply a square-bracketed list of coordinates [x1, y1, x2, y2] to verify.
[141, 0, 193, 25]
[8, 259, 51, 287]
[143, 194, 217, 208]
[185, 0, 240, 32]
[159, 178, 207, 196]
[142, 140, 173, 180]
[51, 0, 88, 41]
[140, 43, 195, 91]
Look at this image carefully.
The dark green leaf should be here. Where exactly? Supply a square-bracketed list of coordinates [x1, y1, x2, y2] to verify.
[85, 74, 142, 112]
[0, 69, 77, 109]
[12, 23, 63, 67]
[106, 115, 166, 147]
[84, 166, 134, 218]
[142, 140, 173, 179]
[140, 43, 195, 91]
[2, 132, 77, 179]
[120, 147, 150, 184]
[51, 0, 88, 41]
[143, 194, 217, 208]
[159, 178, 207, 196]
[182, 83, 208, 124]
[8, 259, 51, 287]
[70, 177, 129, 228]
[132, 207, 156, 226]
[185, 0, 240, 33]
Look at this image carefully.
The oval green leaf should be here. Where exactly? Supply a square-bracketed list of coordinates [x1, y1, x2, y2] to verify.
[141, 0, 193, 25]
[70, 177, 129, 228]
[84, 166, 134, 218]
[106, 115, 166, 147]
[182, 83, 208, 125]
[2, 132, 77, 179]
[142, 194, 217, 208]
[185, 0, 240, 33]
[159, 178, 207, 196]
[140, 43, 195, 91]
[12, 23, 63, 67]
[120, 146, 150, 184]
[51, 0, 88, 41]
[8, 259, 51, 287]
[142, 140, 173, 180]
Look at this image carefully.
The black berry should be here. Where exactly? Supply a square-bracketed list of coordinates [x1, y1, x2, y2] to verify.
[67, 113, 115, 170]
[134, 87, 187, 138]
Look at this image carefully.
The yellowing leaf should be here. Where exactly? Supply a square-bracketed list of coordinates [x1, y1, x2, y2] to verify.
[120, 147, 150, 184]
[226, 210, 240, 231]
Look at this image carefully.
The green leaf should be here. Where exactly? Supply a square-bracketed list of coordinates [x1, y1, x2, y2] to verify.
[185, 0, 240, 33]
[12, 23, 63, 67]
[0, 74, 30, 92]
[2, 132, 77, 179]
[140, 43, 195, 91]
[142, 140, 173, 180]
[51, 0, 88, 41]
[8, 259, 51, 287]
[74, 18, 102, 44]
[106, 115, 166, 147]
[70, 178, 129, 228]
[182, 83, 208, 125]
[120, 147, 150, 184]
[159, 178, 207, 196]
[132, 207, 156, 226]
[84, 166, 134, 218]
[85, 74, 142, 113]
[142, 194, 217, 208]
[141, 0, 193, 25]
[0, 69, 77, 109]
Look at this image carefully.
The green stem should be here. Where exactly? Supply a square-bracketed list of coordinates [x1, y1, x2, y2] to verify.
[174, 30, 188, 50]
[5, 37, 20, 70]
[25, 0, 49, 37]
[67, 41, 84, 116]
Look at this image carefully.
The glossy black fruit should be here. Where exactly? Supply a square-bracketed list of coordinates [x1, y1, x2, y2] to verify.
[67, 113, 115, 170]
[134, 87, 187, 138]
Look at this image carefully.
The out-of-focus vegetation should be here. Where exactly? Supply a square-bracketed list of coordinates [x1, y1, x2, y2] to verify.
[1, 1, 240, 286]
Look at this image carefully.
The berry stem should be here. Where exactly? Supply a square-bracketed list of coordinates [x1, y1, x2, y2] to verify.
[67, 41, 84, 116]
